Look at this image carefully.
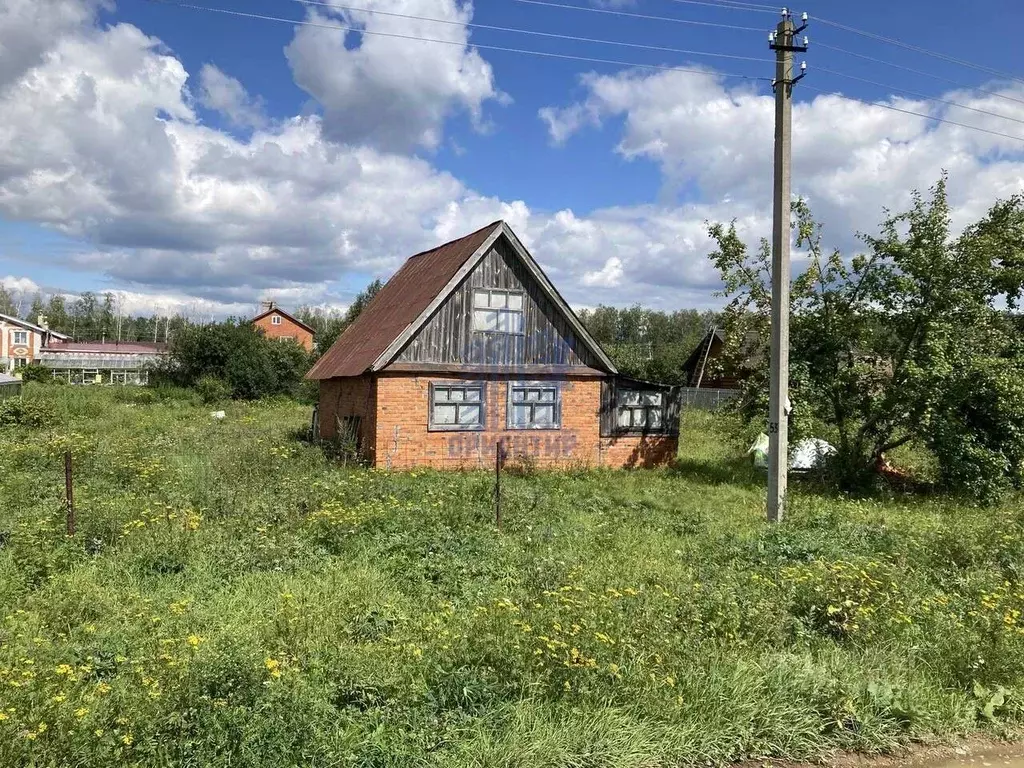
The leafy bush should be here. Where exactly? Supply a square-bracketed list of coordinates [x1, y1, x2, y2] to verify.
[18, 363, 50, 384]
[195, 375, 232, 404]
[0, 397, 55, 427]
[157, 321, 311, 400]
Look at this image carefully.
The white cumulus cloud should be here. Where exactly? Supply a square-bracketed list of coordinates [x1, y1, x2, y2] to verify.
[198, 64, 267, 130]
[284, 0, 501, 152]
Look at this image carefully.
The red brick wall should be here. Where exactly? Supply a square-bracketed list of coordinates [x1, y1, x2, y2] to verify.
[318, 376, 377, 461]
[598, 435, 679, 469]
[254, 313, 314, 353]
[370, 372, 677, 470]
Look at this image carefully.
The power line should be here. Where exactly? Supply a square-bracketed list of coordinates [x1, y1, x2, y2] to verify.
[283, 0, 773, 64]
[142, 0, 770, 81]
[816, 41, 1024, 109]
[802, 85, 1024, 145]
[816, 66, 1024, 129]
[816, 16, 1024, 88]
[662, 0, 776, 14]
[508, 0, 766, 33]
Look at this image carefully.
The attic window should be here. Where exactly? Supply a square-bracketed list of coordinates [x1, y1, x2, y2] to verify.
[271, 315, 282, 326]
[473, 289, 524, 334]
[12, 331, 28, 345]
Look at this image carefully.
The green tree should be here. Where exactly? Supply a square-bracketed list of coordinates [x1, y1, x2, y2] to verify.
[72, 291, 98, 339]
[709, 178, 1024, 499]
[577, 304, 715, 383]
[159, 321, 311, 400]
[100, 292, 116, 339]
[45, 295, 70, 334]
[0, 284, 16, 316]
[27, 293, 45, 325]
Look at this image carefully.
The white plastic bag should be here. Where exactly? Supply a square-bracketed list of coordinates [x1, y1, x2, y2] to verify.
[747, 432, 769, 470]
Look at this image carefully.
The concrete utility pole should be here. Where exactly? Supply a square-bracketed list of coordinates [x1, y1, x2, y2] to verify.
[767, 9, 807, 523]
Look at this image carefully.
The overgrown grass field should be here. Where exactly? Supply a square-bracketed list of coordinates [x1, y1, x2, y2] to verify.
[2, 386, 1024, 767]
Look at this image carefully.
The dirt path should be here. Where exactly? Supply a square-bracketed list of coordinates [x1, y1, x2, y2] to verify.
[736, 739, 1024, 768]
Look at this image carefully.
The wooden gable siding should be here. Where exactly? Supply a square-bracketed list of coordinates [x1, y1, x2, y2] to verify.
[394, 238, 601, 369]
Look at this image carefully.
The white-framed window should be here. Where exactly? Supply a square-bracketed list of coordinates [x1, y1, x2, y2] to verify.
[110, 371, 129, 385]
[13, 358, 28, 369]
[507, 382, 560, 429]
[271, 315, 282, 325]
[429, 382, 485, 431]
[472, 289, 524, 334]
[279, 336, 295, 342]
[81, 369, 99, 386]
[616, 389, 665, 432]
[12, 330, 28, 345]
[52, 370, 70, 382]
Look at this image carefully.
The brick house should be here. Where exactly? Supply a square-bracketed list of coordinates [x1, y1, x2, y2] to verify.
[307, 221, 681, 469]
[0, 313, 68, 374]
[252, 302, 315, 353]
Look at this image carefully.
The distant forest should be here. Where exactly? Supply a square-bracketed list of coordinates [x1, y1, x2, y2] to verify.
[577, 305, 719, 385]
[0, 286, 189, 343]
[2, 281, 717, 382]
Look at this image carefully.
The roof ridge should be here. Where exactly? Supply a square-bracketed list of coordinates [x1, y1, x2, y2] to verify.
[408, 220, 503, 260]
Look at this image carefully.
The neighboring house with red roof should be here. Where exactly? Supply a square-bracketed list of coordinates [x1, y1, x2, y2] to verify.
[39, 341, 168, 385]
[252, 302, 315, 353]
[307, 221, 681, 470]
[0, 313, 69, 375]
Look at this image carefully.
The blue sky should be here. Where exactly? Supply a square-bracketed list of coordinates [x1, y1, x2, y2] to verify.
[0, 0, 1022, 316]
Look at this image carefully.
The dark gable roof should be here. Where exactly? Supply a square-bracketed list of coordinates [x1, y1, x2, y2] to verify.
[251, 306, 316, 334]
[682, 328, 725, 374]
[307, 221, 617, 380]
[307, 221, 503, 380]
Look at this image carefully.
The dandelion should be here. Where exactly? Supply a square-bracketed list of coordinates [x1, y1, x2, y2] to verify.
[186, 634, 204, 648]
[55, 664, 74, 676]
[121, 732, 133, 746]
[264, 658, 282, 678]
[74, 708, 89, 719]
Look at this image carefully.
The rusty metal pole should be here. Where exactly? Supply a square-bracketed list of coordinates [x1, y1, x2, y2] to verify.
[64, 450, 75, 536]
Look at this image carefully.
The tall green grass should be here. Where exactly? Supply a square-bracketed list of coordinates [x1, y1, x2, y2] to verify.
[0, 386, 1022, 766]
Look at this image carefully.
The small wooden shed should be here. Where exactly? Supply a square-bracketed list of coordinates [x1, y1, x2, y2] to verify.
[0, 372, 22, 400]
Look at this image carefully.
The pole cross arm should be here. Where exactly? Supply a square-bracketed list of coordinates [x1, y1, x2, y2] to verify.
[770, 41, 809, 53]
